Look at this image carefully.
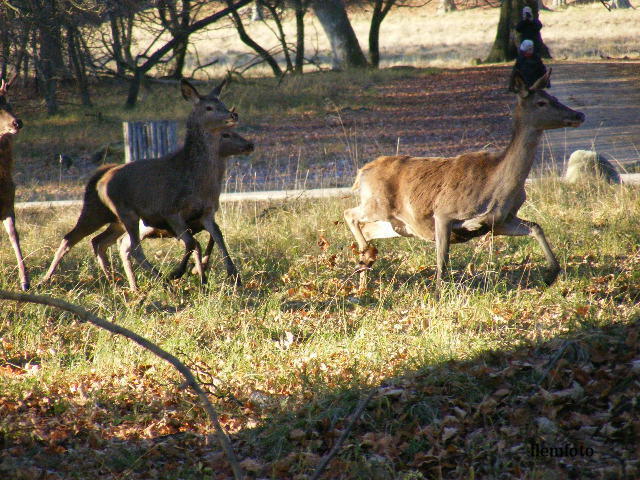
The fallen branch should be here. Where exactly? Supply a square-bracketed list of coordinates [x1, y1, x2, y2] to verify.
[0, 290, 244, 480]
[310, 388, 377, 480]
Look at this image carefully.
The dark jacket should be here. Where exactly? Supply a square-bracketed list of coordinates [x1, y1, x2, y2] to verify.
[516, 18, 543, 53]
[509, 53, 548, 90]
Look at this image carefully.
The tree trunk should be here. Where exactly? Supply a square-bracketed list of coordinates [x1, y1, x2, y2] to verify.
[170, 39, 189, 79]
[263, 2, 293, 72]
[485, 0, 550, 63]
[294, 1, 306, 74]
[310, 0, 368, 70]
[67, 26, 92, 107]
[610, 0, 632, 8]
[36, 23, 60, 115]
[437, 0, 457, 14]
[125, 68, 143, 109]
[226, 0, 282, 77]
[109, 15, 127, 76]
[251, 0, 264, 21]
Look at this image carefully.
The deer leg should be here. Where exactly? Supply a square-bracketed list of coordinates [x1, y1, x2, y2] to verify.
[169, 251, 193, 280]
[91, 223, 126, 281]
[117, 214, 161, 290]
[493, 217, 561, 285]
[201, 236, 215, 273]
[188, 236, 215, 277]
[344, 206, 374, 291]
[201, 217, 239, 286]
[40, 213, 109, 285]
[117, 232, 138, 291]
[166, 216, 206, 285]
[3, 216, 29, 291]
[433, 216, 452, 289]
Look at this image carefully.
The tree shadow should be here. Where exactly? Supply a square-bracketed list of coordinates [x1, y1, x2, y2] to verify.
[3, 312, 639, 479]
[237, 316, 640, 479]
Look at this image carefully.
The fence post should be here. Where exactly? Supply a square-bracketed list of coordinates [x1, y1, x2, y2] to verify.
[123, 120, 178, 163]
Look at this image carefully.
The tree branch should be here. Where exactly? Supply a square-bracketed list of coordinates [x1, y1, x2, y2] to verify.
[0, 290, 244, 480]
[310, 388, 377, 480]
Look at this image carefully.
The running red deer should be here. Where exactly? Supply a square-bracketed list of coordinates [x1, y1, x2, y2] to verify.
[40, 130, 253, 284]
[0, 76, 29, 290]
[344, 70, 585, 290]
[41, 79, 239, 290]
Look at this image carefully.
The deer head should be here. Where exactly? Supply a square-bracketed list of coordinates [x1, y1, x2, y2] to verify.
[219, 131, 255, 157]
[513, 69, 585, 131]
[0, 75, 22, 138]
[180, 79, 238, 133]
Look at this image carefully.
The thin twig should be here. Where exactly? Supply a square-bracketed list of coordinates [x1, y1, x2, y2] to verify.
[310, 388, 377, 480]
[0, 290, 244, 480]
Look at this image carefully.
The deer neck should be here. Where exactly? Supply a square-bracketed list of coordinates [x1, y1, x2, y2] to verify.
[182, 121, 222, 171]
[0, 136, 14, 180]
[496, 117, 542, 192]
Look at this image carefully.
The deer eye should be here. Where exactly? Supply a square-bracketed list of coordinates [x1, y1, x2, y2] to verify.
[206, 106, 213, 111]
[222, 133, 230, 138]
[536, 101, 547, 107]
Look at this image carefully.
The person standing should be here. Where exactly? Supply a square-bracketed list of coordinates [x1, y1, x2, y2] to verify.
[516, 6, 545, 56]
[509, 40, 548, 91]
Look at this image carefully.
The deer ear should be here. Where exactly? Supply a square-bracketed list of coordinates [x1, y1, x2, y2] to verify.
[530, 68, 551, 91]
[180, 79, 200, 103]
[512, 70, 530, 98]
[209, 78, 227, 98]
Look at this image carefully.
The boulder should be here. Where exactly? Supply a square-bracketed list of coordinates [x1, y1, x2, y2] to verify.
[564, 150, 620, 184]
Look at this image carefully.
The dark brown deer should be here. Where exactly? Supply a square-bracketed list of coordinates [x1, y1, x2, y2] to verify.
[40, 131, 253, 284]
[41, 79, 239, 290]
[0, 76, 29, 290]
[344, 70, 585, 290]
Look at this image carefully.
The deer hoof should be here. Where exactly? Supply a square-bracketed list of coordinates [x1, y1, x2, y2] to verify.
[227, 273, 242, 287]
[167, 268, 186, 281]
[21, 281, 30, 291]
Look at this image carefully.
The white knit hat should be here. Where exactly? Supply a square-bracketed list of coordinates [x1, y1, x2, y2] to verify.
[520, 40, 534, 52]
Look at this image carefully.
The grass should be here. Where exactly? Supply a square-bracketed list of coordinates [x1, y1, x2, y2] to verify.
[1, 177, 639, 478]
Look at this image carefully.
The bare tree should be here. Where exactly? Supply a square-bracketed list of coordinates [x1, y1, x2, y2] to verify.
[365, 1, 430, 68]
[310, 0, 369, 70]
[485, 0, 550, 63]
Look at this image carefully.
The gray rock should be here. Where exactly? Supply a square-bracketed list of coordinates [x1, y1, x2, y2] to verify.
[565, 150, 620, 184]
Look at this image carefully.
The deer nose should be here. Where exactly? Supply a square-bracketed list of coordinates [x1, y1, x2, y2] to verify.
[13, 119, 22, 130]
[230, 111, 238, 122]
[246, 142, 255, 152]
[575, 111, 585, 123]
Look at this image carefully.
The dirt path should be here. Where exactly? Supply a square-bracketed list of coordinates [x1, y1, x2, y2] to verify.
[542, 61, 640, 170]
[14, 62, 639, 201]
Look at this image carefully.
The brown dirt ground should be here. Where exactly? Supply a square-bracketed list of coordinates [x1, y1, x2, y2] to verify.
[11, 61, 640, 201]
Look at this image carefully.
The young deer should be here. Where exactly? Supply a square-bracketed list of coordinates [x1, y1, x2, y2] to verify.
[344, 70, 584, 290]
[41, 80, 239, 290]
[0, 76, 29, 290]
[40, 131, 253, 284]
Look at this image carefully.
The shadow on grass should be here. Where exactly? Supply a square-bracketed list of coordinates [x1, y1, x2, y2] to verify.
[3, 311, 638, 479]
[239, 315, 640, 479]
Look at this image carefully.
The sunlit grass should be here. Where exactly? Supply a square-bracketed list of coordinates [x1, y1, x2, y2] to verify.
[2, 178, 638, 399]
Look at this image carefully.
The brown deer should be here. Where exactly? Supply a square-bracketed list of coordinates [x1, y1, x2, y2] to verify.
[40, 130, 253, 284]
[0, 76, 29, 290]
[344, 70, 584, 291]
[41, 79, 239, 290]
